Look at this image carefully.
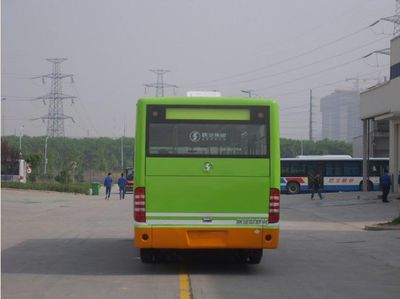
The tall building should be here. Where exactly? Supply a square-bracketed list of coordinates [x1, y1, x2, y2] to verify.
[320, 90, 362, 143]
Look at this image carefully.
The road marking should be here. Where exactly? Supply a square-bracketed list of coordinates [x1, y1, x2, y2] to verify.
[179, 270, 193, 299]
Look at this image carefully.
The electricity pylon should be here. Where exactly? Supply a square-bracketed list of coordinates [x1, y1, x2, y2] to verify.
[32, 58, 76, 137]
[144, 69, 178, 97]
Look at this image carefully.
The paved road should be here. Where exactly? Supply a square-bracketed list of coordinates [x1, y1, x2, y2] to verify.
[2, 188, 400, 299]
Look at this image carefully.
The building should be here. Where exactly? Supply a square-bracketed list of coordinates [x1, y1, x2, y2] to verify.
[353, 119, 389, 158]
[320, 90, 362, 143]
[360, 34, 400, 194]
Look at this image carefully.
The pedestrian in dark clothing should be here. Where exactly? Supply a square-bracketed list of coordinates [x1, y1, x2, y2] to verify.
[104, 172, 113, 200]
[380, 170, 391, 203]
[118, 173, 128, 200]
[311, 173, 323, 200]
[398, 172, 400, 200]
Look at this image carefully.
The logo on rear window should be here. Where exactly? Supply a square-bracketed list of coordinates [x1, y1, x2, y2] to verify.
[203, 162, 213, 173]
[189, 131, 201, 142]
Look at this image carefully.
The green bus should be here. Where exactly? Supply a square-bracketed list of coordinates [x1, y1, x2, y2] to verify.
[134, 97, 280, 263]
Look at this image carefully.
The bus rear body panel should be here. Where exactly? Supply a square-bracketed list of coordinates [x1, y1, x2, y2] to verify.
[134, 97, 280, 251]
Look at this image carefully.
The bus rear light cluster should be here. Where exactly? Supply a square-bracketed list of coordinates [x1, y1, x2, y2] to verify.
[134, 187, 146, 222]
[269, 188, 280, 223]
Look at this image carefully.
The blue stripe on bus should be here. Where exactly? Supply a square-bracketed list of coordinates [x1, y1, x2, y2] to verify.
[323, 185, 359, 191]
[282, 183, 380, 193]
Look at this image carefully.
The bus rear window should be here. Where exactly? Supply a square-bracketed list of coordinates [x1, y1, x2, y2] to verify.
[148, 123, 268, 157]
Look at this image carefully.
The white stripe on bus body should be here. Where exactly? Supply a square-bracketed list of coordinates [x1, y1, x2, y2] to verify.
[146, 220, 270, 225]
[146, 212, 268, 217]
[134, 222, 280, 228]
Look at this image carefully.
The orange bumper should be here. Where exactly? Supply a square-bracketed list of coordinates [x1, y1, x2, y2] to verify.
[135, 227, 279, 249]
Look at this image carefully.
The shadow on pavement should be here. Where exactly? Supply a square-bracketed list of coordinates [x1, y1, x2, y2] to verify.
[1, 238, 261, 276]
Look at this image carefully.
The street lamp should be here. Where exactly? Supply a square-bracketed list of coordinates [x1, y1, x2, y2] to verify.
[121, 125, 125, 171]
[241, 90, 254, 98]
[19, 125, 24, 157]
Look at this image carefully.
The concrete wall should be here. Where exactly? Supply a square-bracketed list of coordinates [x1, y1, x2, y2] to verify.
[360, 77, 400, 120]
[389, 120, 400, 193]
[360, 35, 400, 194]
[391, 35, 400, 66]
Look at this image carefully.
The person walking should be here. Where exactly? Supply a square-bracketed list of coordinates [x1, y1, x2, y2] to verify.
[310, 172, 323, 200]
[104, 172, 113, 200]
[380, 170, 391, 203]
[118, 172, 128, 200]
[397, 171, 400, 200]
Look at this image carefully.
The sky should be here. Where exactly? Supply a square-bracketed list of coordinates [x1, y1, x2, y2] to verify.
[1, 0, 396, 139]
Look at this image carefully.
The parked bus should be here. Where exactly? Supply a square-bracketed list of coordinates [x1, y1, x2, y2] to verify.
[1, 159, 27, 183]
[281, 155, 389, 194]
[134, 97, 280, 263]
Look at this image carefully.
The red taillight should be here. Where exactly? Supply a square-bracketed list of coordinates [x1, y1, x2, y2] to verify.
[269, 188, 280, 223]
[134, 187, 146, 222]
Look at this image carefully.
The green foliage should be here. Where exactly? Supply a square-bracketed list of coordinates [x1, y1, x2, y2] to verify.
[26, 152, 43, 182]
[3, 136, 134, 182]
[3, 136, 351, 182]
[281, 138, 352, 158]
[1, 140, 20, 175]
[1, 181, 91, 195]
[390, 215, 400, 225]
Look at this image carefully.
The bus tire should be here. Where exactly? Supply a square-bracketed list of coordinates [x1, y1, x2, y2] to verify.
[287, 181, 300, 194]
[140, 249, 155, 263]
[247, 249, 263, 264]
[359, 181, 373, 191]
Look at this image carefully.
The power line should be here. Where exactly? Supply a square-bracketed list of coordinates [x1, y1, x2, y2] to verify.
[183, 25, 372, 88]
[2, 72, 38, 78]
[0, 96, 34, 101]
[270, 67, 387, 98]
[255, 57, 362, 93]
[280, 104, 309, 111]
[197, 36, 388, 90]
[69, 82, 100, 136]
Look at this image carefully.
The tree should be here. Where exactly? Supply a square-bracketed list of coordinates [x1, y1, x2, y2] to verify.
[26, 152, 43, 182]
[281, 138, 352, 157]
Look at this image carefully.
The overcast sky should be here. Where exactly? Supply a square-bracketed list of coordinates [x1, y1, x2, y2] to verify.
[1, 0, 396, 139]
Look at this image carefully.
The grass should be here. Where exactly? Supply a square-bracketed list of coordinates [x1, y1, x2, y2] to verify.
[1, 181, 91, 195]
[389, 215, 400, 225]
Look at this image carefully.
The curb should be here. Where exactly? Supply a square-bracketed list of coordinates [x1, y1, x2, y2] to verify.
[364, 224, 400, 231]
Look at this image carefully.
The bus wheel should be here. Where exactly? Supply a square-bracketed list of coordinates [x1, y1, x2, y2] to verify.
[140, 249, 155, 263]
[359, 181, 373, 191]
[287, 181, 300, 194]
[247, 249, 263, 264]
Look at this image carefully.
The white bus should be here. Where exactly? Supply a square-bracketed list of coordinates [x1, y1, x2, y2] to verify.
[281, 155, 389, 194]
[1, 159, 27, 183]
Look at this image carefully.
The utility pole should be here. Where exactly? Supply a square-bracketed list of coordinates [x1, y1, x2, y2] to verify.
[32, 58, 76, 137]
[144, 69, 178, 97]
[309, 89, 313, 141]
[44, 136, 49, 175]
[396, 0, 400, 36]
[1, 97, 6, 137]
